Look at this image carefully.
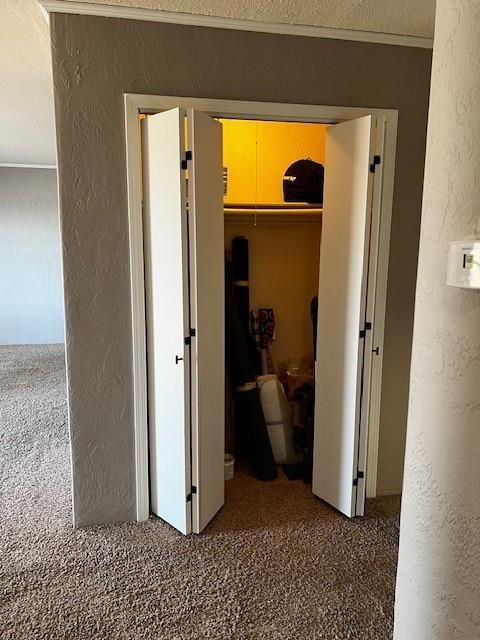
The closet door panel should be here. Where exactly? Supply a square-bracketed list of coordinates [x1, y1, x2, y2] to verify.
[142, 108, 192, 535]
[187, 109, 225, 534]
[312, 116, 375, 518]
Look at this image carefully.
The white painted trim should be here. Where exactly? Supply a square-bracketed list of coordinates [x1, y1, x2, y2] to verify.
[124, 94, 397, 521]
[0, 163, 56, 170]
[130, 94, 397, 121]
[124, 95, 150, 522]
[39, 3, 49, 21]
[366, 112, 397, 499]
[39, 0, 433, 49]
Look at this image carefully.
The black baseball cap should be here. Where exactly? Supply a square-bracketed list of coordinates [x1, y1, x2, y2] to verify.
[283, 159, 324, 204]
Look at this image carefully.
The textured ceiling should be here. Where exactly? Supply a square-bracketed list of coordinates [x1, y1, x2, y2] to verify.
[0, 0, 56, 165]
[66, 0, 436, 38]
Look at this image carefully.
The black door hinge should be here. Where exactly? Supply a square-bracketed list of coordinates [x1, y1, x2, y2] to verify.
[353, 471, 365, 486]
[186, 485, 197, 502]
[359, 321, 372, 339]
[181, 150, 192, 170]
[184, 328, 196, 346]
[369, 155, 381, 173]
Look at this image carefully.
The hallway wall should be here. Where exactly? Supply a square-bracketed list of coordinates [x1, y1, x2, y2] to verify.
[394, 0, 480, 637]
[0, 168, 64, 345]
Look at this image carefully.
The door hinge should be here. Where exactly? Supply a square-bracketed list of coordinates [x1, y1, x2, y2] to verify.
[359, 321, 372, 339]
[353, 471, 365, 486]
[369, 155, 381, 173]
[184, 328, 196, 345]
[186, 485, 197, 502]
[181, 150, 192, 170]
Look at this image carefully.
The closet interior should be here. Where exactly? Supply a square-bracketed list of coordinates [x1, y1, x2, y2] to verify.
[222, 118, 327, 488]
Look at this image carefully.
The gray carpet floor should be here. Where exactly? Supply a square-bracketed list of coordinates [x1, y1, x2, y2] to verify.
[0, 345, 400, 640]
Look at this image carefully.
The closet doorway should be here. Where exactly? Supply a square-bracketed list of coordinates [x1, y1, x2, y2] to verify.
[124, 95, 398, 532]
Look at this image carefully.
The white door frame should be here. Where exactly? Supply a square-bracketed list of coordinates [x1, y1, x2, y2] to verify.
[124, 93, 398, 522]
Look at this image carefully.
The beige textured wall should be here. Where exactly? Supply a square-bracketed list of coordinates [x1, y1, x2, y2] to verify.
[67, 0, 436, 37]
[394, 0, 480, 637]
[49, 14, 431, 525]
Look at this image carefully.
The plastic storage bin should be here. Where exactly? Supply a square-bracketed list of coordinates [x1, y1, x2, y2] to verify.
[224, 454, 235, 480]
[257, 374, 301, 465]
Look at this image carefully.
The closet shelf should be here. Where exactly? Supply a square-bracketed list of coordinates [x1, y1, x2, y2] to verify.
[224, 203, 323, 223]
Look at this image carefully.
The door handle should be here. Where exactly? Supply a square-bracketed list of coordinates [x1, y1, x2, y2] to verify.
[175, 355, 183, 364]
[372, 347, 380, 355]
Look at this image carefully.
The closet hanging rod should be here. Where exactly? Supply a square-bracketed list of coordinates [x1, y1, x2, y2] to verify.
[224, 202, 322, 210]
[225, 219, 322, 224]
[224, 210, 322, 223]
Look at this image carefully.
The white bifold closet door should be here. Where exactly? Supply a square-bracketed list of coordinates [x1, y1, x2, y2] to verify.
[142, 108, 224, 535]
[312, 115, 376, 518]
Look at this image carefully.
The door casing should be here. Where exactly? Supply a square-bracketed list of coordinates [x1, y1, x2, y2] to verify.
[124, 93, 398, 522]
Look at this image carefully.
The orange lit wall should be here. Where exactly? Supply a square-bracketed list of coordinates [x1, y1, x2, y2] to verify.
[225, 220, 321, 369]
[220, 119, 327, 205]
[223, 119, 325, 368]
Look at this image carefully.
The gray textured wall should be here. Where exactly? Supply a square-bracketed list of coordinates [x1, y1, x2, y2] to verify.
[49, 13, 431, 525]
[0, 168, 64, 345]
[394, 0, 480, 637]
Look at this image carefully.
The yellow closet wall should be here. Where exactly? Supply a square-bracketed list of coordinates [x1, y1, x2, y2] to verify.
[225, 221, 321, 370]
[220, 119, 327, 205]
[223, 119, 325, 369]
